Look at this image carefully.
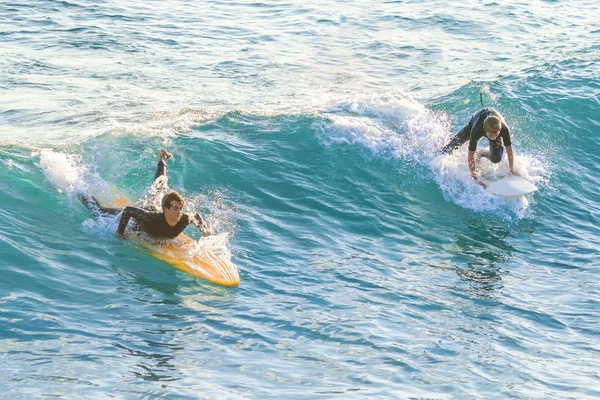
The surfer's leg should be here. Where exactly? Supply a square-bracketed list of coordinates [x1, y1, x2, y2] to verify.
[153, 160, 167, 181]
[482, 139, 504, 164]
[146, 150, 173, 211]
[79, 194, 122, 216]
[442, 123, 471, 154]
[153, 149, 173, 182]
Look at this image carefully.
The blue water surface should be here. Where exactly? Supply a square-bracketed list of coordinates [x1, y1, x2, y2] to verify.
[1, 0, 599, 398]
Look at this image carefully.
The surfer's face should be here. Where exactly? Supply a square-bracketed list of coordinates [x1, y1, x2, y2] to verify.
[164, 201, 183, 223]
[485, 129, 501, 141]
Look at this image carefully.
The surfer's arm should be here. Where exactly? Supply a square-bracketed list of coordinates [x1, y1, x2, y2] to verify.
[116, 206, 149, 237]
[191, 212, 212, 236]
[468, 151, 486, 188]
[506, 145, 518, 175]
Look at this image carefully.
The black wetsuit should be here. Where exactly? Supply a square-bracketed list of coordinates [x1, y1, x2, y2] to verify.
[80, 160, 196, 239]
[116, 207, 192, 239]
[441, 108, 512, 163]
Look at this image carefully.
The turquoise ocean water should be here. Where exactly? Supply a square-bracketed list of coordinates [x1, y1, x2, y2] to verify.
[1, 0, 599, 398]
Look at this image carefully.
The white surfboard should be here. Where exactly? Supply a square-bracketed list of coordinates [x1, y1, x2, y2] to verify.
[484, 176, 538, 197]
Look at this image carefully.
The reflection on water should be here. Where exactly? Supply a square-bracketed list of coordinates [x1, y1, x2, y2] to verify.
[114, 340, 181, 383]
[107, 254, 239, 384]
[452, 219, 516, 297]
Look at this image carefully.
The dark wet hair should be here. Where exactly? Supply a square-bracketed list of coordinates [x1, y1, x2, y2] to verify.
[161, 190, 185, 210]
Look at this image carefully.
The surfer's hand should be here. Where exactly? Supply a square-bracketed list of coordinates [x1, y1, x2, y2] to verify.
[471, 173, 486, 188]
[473, 177, 487, 188]
[510, 168, 520, 176]
[195, 212, 212, 235]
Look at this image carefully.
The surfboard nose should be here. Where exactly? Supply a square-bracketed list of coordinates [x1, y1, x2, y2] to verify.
[131, 233, 241, 287]
[167, 246, 241, 287]
[485, 176, 538, 197]
[193, 256, 240, 287]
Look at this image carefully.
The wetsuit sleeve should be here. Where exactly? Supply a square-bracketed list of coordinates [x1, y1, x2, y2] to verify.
[501, 124, 511, 147]
[467, 132, 480, 152]
[117, 206, 153, 236]
[153, 160, 167, 182]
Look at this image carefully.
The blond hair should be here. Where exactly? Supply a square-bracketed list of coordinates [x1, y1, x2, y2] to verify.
[483, 116, 502, 133]
[161, 190, 185, 209]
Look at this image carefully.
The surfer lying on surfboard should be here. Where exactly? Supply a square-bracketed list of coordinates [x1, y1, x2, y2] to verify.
[441, 108, 519, 188]
[79, 149, 211, 239]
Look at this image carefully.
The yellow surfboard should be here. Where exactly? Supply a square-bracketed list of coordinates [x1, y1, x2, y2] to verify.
[129, 233, 240, 287]
[113, 194, 240, 287]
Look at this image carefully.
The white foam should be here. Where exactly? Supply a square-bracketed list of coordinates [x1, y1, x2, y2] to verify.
[36, 149, 121, 236]
[108, 108, 218, 139]
[37, 149, 89, 196]
[81, 212, 121, 239]
[184, 190, 239, 240]
[37, 149, 119, 202]
[316, 92, 450, 160]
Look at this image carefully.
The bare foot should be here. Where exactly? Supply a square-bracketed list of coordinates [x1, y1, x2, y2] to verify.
[159, 149, 173, 161]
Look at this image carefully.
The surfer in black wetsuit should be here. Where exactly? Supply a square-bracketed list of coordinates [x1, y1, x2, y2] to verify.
[441, 108, 518, 187]
[79, 149, 210, 239]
